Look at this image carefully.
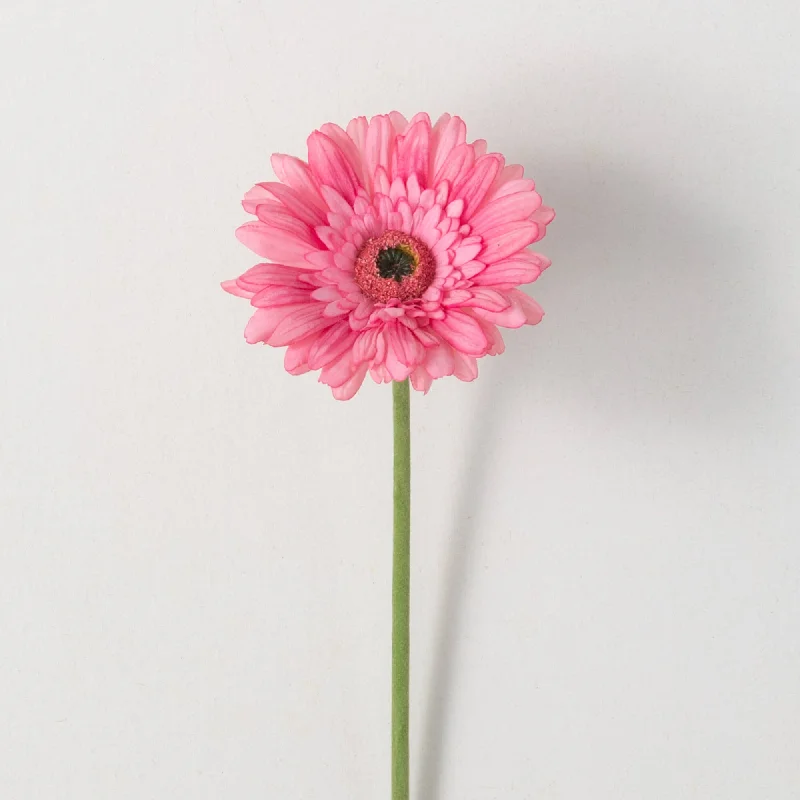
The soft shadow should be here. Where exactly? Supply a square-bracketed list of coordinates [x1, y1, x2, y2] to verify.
[415, 145, 765, 797]
[415, 380, 502, 800]
[522, 155, 768, 431]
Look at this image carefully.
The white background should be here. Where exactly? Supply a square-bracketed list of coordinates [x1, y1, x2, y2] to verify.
[2, 0, 799, 797]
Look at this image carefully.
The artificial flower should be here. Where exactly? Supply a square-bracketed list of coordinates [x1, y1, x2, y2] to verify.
[223, 112, 554, 399]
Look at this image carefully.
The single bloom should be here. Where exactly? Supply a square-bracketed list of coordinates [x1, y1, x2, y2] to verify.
[223, 112, 554, 399]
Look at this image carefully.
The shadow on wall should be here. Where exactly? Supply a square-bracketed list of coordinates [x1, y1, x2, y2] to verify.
[523, 152, 769, 431]
[415, 134, 770, 798]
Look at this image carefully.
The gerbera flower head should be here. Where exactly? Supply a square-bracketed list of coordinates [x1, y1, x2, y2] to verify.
[223, 112, 554, 399]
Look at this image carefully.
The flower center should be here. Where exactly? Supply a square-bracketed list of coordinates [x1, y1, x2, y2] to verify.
[376, 246, 416, 282]
[354, 231, 436, 303]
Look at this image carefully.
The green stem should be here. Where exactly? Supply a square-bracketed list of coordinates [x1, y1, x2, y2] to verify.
[392, 378, 411, 800]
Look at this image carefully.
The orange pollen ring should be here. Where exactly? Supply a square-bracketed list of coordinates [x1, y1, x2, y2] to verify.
[354, 231, 436, 303]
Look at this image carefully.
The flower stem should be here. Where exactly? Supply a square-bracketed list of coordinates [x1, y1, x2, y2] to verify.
[392, 378, 411, 800]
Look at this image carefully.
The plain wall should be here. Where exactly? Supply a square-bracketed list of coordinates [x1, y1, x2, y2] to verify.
[1, 0, 799, 797]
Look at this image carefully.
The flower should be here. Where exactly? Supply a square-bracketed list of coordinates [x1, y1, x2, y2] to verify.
[223, 112, 554, 399]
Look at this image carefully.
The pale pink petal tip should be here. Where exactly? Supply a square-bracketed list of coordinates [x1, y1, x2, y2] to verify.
[223, 112, 554, 398]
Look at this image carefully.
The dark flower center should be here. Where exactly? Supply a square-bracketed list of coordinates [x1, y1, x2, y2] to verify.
[353, 231, 436, 303]
[376, 246, 416, 282]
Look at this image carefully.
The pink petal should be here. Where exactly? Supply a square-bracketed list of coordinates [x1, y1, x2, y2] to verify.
[434, 180, 450, 207]
[414, 204, 443, 246]
[388, 323, 425, 367]
[423, 343, 456, 378]
[408, 111, 432, 128]
[470, 301, 527, 328]
[331, 362, 369, 400]
[431, 115, 467, 176]
[346, 116, 369, 160]
[384, 353, 413, 382]
[430, 309, 489, 356]
[489, 178, 537, 201]
[471, 139, 488, 158]
[474, 316, 506, 355]
[418, 187, 436, 211]
[244, 306, 293, 344]
[433, 143, 475, 194]
[442, 289, 472, 306]
[237, 263, 315, 289]
[284, 334, 317, 375]
[471, 253, 543, 287]
[393, 119, 431, 187]
[411, 324, 439, 347]
[453, 154, 503, 219]
[480, 221, 538, 264]
[242, 184, 278, 214]
[508, 289, 544, 324]
[310, 285, 344, 303]
[353, 327, 379, 362]
[452, 351, 479, 381]
[446, 198, 464, 218]
[251, 286, 313, 308]
[307, 323, 357, 369]
[430, 112, 450, 134]
[320, 122, 365, 186]
[406, 174, 422, 208]
[431, 230, 459, 257]
[388, 111, 409, 134]
[531, 205, 556, 243]
[459, 260, 486, 279]
[364, 116, 396, 193]
[374, 329, 388, 364]
[268, 305, 332, 346]
[451, 238, 483, 267]
[461, 287, 511, 312]
[484, 163, 525, 203]
[323, 298, 354, 318]
[373, 166, 392, 197]
[221, 279, 254, 299]
[270, 154, 328, 211]
[237, 219, 320, 269]
[320, 266, 359, 293]
[255, 206, 318, 247]
[352, 300, 376, 323]
[319, 185, 355, 218]
[307, 131, 361, 203]
[304, 250, 337, 269]
[397, 199, 414, 233]
[314, 226, 345, 251]
[370, 364, 390, 384]
[410, 367, 433, 393]
[261, 181, 328, 227]
[531, 252, 552, 271]
[319, 351, 356, 388]
[469, 191, 543, 235]
[387, 176, 406, 206]
[236, 222, 309, 266]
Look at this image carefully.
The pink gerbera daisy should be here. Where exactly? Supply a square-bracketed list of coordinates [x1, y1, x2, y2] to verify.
[223, 112, 555, 399]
